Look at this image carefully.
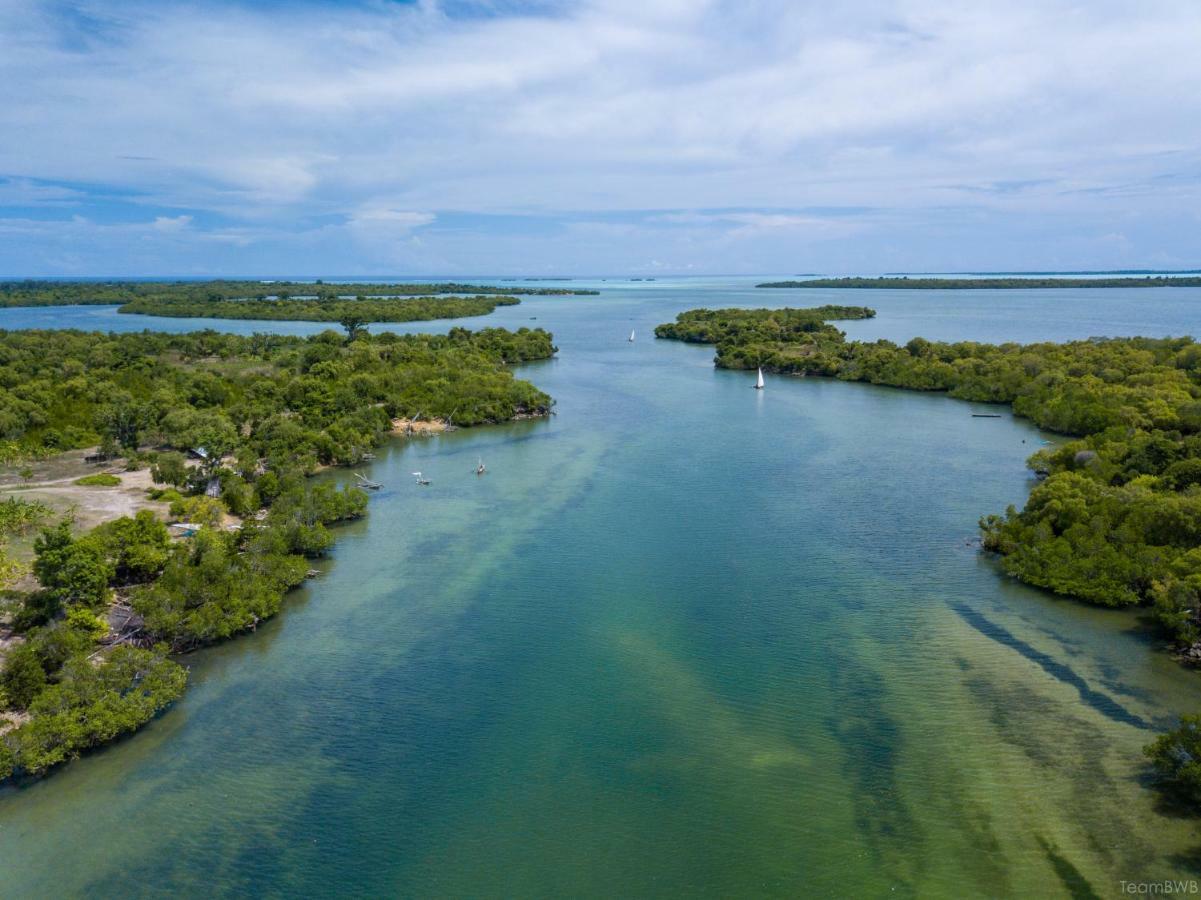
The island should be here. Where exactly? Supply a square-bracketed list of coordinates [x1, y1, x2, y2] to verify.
[0, 279, 599, 306]
[756, 276, 1201, 289]
[0, 280, 599, 324]
[119, 293, 524, 323]
[0, 325, 555, 781]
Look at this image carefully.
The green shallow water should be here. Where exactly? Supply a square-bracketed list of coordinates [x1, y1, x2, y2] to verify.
[2, 280, 1201, 897]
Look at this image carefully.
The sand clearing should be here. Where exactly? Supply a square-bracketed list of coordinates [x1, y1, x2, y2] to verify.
[391, 417, 450, 435]
[2, 467, 169, 534]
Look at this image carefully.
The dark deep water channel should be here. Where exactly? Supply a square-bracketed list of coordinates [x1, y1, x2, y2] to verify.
[2, 278, 1201, 897]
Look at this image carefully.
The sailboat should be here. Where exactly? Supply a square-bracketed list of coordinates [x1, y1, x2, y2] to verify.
[476, 457, 487, 476]
[354, 472, 382, 490]
[754, 367, 765, 390]
[412, 471, 430, 485]
[629, 329, 636, 342]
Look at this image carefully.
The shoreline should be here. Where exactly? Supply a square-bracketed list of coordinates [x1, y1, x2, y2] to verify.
[0, 405, 553, 783]
[0, 325, 556, 783]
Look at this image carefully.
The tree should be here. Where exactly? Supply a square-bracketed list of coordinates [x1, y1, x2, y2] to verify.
[95, 395, 150, 450]
[161, 409, 237, 477]
[32, 521, 113, 610]
[150, 451, 189, 488]
[89, 511, 171, 584]
[1146, 715, 1201, 808]
[339, 313, 368, 343]
[0, 644, 46, 710]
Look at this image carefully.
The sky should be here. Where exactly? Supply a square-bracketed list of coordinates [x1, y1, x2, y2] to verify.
[1, 0, 1199, 276]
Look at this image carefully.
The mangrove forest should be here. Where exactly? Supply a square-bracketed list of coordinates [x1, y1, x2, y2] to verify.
[0, 324, 556, 780]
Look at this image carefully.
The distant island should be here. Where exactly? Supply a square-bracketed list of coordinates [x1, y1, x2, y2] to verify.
[0, 279, 598, 306]
[757, 276, 1201, 289]
[119, 294, 522, 323]
[0, 280, 598, 324]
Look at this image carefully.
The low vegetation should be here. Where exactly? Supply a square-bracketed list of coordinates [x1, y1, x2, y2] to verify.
[73, 473, 121, 487]
[0, 496, 53, 585]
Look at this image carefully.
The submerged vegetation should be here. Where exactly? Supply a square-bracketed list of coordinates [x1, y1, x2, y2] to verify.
[757, 276, 1201, 289]
[0, 324, 555, 781]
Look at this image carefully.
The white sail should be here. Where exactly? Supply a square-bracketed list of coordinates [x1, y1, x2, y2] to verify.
[755, 367, 765, 389]
[629, 329, 636, 342]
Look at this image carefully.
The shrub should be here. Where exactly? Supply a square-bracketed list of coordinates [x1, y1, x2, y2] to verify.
[74, 473, 121, 487]
[0, 644, 46, 710]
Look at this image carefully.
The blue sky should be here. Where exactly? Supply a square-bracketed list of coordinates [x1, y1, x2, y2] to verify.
[1, 0, 1199, 276]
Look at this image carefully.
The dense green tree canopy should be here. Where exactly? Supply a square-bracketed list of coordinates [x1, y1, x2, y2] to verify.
[0, 326, 554, 464]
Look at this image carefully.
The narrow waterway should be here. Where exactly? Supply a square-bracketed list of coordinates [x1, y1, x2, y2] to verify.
[1, 279, 1199, 897]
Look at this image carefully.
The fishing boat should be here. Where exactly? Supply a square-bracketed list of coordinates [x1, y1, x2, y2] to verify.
[629, 329, 635, 342]
[476, 457, 487, 476]
[354, 472, 382, 490]
[754, 367, 765, 389]
[412, 471, 430, 485]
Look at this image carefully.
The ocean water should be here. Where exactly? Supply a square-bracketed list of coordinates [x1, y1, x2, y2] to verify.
[1, 279, 1200, 897]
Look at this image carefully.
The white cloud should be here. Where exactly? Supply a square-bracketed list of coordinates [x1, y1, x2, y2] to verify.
[348, 209, 436, 230]
[0, 0, 1199, 272]
[0, 177, 85, 207]
[151, 215, 192, 232]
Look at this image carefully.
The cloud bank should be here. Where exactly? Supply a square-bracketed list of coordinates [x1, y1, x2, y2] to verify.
[1, 0, 1198, 274]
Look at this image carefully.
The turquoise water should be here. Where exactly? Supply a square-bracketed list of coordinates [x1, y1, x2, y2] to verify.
[1, 280, 1200, 896]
